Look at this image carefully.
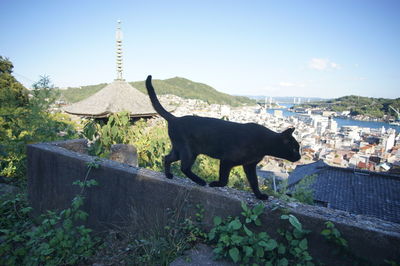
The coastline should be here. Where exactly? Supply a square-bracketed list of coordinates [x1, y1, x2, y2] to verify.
[266, 106, 400, 133]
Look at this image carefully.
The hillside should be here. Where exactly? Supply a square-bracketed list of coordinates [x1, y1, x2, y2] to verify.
[59, 83, 108, 103]
[297, 95, 400, 119]
[59, 77, 255, 107]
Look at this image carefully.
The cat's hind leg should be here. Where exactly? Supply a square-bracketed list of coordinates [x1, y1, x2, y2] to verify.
[164, 149, 179, 179]
[209, 161, 233, 187]
[180, 152, 206, 186]
[243, 163, 268, 200]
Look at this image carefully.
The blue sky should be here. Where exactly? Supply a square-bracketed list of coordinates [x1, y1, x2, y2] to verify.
[1, 0, 399, 98]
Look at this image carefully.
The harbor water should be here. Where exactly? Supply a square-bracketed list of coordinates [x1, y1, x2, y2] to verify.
[266, 104, 400, 133]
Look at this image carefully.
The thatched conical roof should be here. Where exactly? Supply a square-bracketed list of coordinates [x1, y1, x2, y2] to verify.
[64, 80, 157, 118]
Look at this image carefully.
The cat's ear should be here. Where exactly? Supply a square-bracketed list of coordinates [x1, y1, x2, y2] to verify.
[282, 127, 295, 136]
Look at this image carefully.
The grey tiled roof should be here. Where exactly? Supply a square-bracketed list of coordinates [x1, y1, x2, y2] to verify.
[288, 160, 400, 224]
[64, 80, 157, 118]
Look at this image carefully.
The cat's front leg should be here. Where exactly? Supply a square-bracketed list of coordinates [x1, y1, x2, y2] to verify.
[243, 163, 269, 200]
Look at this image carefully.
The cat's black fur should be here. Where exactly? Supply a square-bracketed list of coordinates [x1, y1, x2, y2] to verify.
[145, 75, 301, 200]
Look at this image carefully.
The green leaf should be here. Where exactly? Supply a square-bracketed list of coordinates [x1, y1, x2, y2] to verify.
[321, 229, 331, 236]
[213, 246, 223, 255]
[278, 244, 286, 254]
[243, 246, 253, 257]
[229, 219, 242, 230]
[325, 221, 334, 228]
[229, 247, 240, 263]
[291, 239, 299, 246]
[0, 229, 10, 234]
[21, 207, 32, 214]
[340, 238, 348, 247]
[299, 238, 308, 250]
[281, 214, 289, 220]
[213, 216, 222, 226]
[111, 126, 118, 137]
[285, 231, 293, 241]
[208, 230, 216, 241]
[252, 203, 264, 215]
[294, 247, 302, 254]
[332, 228, 340, 238]
[293, 228, 305, 239]
[258, 232, 268, 240]
[258, 240, 268, 247]
[241, 201, 249, 212]
[243, 225, 253, 236]
[265, 239, 278, 251]
[121, 115, 129, 125]
[256, 246, 264, 258]
[231, 234, 244, 244]
[221, 234, 230, 244]
[288, 215, 302, 231]
[278, 258, 289, 266]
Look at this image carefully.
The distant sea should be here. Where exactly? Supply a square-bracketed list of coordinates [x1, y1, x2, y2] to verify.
[266, 104, 400, 133]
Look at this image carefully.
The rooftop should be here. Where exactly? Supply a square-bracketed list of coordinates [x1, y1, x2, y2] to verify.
[288, 160, 400, 224]
[64, 80, 157, 118]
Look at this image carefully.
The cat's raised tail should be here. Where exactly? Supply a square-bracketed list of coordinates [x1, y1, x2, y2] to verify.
[146, 75, 175, 121]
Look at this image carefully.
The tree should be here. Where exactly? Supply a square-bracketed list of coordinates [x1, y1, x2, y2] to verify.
[0, 56, 29, 108]
[30, 75, 60, 111]
[0, 57, 77, 180]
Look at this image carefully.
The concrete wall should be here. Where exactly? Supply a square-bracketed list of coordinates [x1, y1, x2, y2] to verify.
[27, 139, 400, 264]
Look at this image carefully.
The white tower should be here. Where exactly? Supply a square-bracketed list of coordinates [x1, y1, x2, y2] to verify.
[116, 20, 124, 80]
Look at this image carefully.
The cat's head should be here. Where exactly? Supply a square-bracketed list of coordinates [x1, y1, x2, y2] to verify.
[277, 128, 301, 162]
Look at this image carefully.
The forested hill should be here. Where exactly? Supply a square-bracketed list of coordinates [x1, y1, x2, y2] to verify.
[298, 95, 400, 118]
[60, 77, 255, 107]
[59, 83, 107, 103]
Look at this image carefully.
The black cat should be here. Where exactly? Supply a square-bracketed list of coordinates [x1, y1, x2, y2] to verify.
[145, 75, 301, 200]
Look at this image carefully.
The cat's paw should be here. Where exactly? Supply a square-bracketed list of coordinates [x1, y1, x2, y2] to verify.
[198, 180, 207, 186]
[165, 173, 173, 179]
[255, 193, 269, 200]
[209, 181, 225, 187]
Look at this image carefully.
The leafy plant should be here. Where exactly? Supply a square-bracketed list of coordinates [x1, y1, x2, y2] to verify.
[278, 214, 313, 265]
[93, 201, 208, 265]
[182, 204, 207, 243]
[0, 193, 33, 265]
[292, 174, 316, 205]
[320, 221, 372, 264]
[0, 72, 77, 181]
[0, 162, 100, 266]
[208, 202, 313, 265]
[82, 111, 135, 157]
[321, 221, 348, 254]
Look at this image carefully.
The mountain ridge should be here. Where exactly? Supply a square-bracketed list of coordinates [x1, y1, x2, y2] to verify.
[59, 77, 256, 107]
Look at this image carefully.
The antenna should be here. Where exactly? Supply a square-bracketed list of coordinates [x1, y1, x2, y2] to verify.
[116, 20, 124, 80]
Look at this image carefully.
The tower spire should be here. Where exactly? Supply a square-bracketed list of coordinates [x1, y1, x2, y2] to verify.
[115, 20, 124, 80]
